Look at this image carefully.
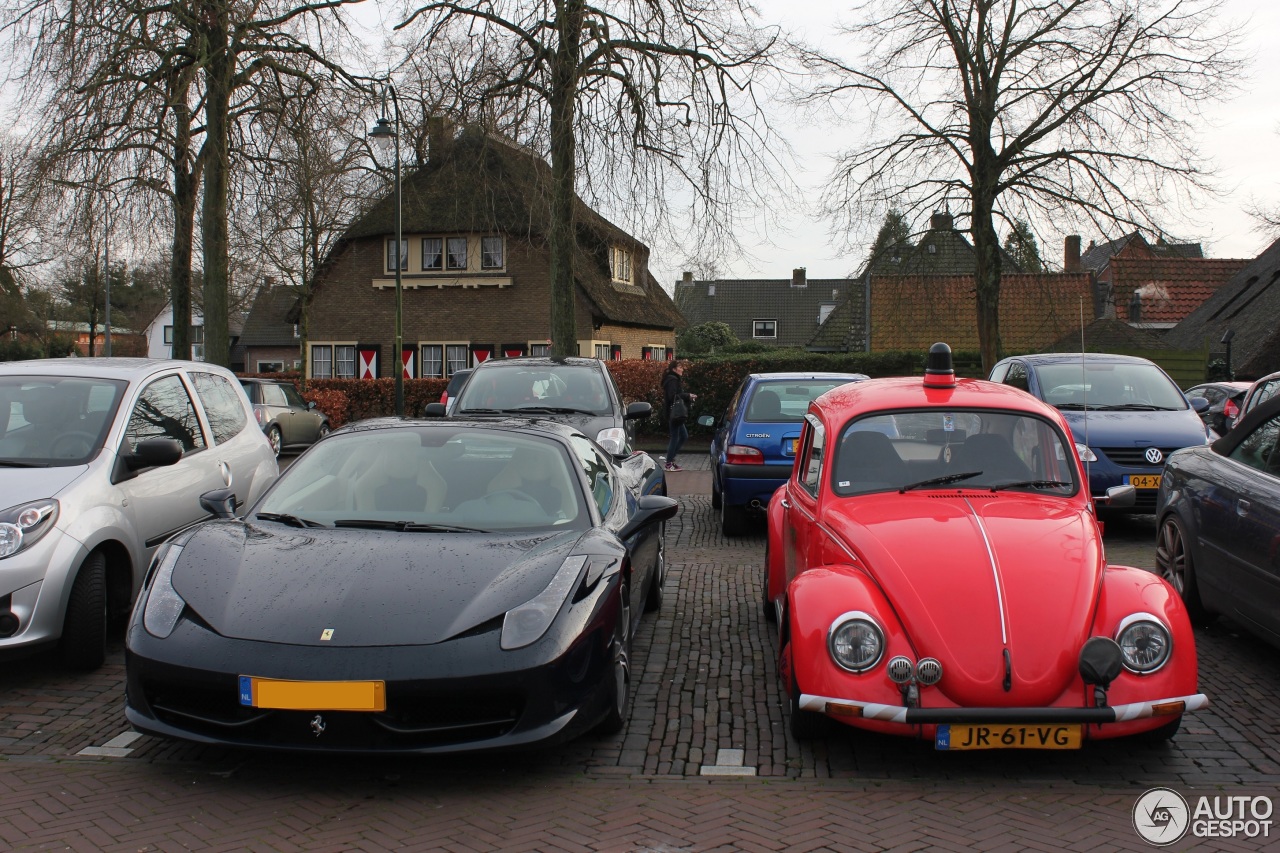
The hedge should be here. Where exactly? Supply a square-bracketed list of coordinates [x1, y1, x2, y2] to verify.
[239, 348, 974, 437]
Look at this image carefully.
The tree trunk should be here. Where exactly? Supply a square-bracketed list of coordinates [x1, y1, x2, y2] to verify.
[971, 192, 1003, 375]
[547, 0, 584, 357]
[170, 98, 196, 362]
[201, 8, 232, 367]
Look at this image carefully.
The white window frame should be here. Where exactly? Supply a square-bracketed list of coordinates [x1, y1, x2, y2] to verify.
[386, 239, 408, 272]
[529, 342, 551, 357]
[610, 245, 633, 283]
[310, 342, 358, 379]
[481, 235, 504, 269]
[753, 319, 777, 339]
[421, 237, 443, 271]
[446, 237, 468, 271]
[420, 344, 444, 378]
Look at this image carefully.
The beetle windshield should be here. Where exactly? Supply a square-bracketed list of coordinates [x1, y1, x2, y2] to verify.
[0, 375, 126, 466]
[256, 427, 588, 531]
[831, 410, 1079, 496]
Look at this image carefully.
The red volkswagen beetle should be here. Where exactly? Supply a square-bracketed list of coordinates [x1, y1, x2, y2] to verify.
[766, 344, 1207, 749]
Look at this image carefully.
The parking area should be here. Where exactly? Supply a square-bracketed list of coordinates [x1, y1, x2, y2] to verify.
[2, 458, 1278, 850]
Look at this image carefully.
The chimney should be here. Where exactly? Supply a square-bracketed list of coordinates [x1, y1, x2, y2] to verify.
[681, 271, 693, 284]
[1064, 235, 1082, 273]
[427, 115, 453, 162]
[930, 210, 954, 230]
[791, 267, 807, 288]
[1128, 290, 1142, 323]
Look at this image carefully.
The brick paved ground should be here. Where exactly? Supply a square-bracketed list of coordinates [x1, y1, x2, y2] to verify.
[2, 452, 1277, 850]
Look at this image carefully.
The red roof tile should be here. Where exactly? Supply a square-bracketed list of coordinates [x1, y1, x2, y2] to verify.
[1110, 258, 1248, 324]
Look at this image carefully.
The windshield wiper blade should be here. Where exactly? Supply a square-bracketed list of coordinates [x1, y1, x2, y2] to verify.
[1107, 403, 1177, 411]
[255, 512, 325, 528]
[989, 479, 1072, 492]
[456, 407, 503, 415]
[1054, 403, 1089, 410]
[511, 405, 594, 415]
[0, 459, 48, 468]
[900, 471, 982, 493]
[333, 519, 490, 533]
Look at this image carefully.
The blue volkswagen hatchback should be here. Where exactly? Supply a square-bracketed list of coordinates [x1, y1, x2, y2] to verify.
[702, 372, 867, 535]
[989, 353, 1209, 512]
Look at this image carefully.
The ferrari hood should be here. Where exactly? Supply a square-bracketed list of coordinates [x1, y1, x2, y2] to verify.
[171, 521, 584, 646]
[825, 494, 1102, 705]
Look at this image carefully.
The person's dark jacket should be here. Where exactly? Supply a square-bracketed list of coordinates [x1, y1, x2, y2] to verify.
[662, 367, 691, 425]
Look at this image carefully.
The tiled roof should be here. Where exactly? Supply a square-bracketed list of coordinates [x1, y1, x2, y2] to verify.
[1047, 318, 1168, 352]
[674, 277, 855, 348]
[1079, 231, 1204, 273]
[806, 291, 868, 352]
[1164, 237, 1280, 380]
[239, 285, 301, 347]
[869, 273, 1093, 352]
[1110, 257, 1248, 325]
[862, 215, 1024, 277]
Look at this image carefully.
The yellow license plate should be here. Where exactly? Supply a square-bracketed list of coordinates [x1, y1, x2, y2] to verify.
[936, 723, 1081, 750]
[238, 676, 386, 711]
[1127, 474, 1162, 489]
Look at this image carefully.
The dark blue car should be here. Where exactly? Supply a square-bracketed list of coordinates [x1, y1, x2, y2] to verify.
[989, 353, 1210, 512]
[1156, 394, 1280, 646]
[701, 372, 867, 536]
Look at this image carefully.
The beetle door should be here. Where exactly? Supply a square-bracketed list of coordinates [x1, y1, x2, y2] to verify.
[783, 415, 825, 584]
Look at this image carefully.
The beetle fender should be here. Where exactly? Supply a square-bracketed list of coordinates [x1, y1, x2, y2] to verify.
[765, 488, 788, 604]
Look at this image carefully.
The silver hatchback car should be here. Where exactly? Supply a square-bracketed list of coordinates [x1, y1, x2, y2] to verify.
[0, 359, 278, 668]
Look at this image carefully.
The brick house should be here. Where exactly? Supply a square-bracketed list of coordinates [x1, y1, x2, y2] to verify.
[674, 268, 857, 349]
[303, 128, 682, 380]
[240, 283, 302, 373]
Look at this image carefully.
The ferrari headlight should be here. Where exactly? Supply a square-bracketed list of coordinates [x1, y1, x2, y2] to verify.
[1115, 613, 1172, 674]
[0, 499, 59, 559]
[142, 543, 186, 639]
[828, 611, 885, 673]
[501, 555, 588, 650]
[1075, 443, 1098, 463]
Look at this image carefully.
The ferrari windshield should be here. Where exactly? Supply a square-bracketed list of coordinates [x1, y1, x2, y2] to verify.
[454, 364, 612, 416]
[1034, 362, 1188, 410]
[256, 427, 588, 531]
[0, 376, 126, 466]
[831, 410, 1079, 497]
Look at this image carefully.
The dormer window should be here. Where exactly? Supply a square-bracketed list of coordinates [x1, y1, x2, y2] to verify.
[610, 246, 633, 283]
[753, 319, 777, 339]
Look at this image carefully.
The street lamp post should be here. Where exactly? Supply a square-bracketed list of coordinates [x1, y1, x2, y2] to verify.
[368, 85, 404, 417]
[103, 197, 112, 356]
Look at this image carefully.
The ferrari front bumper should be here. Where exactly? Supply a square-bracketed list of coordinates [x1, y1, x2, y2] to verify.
[799, 692, 1209, 724]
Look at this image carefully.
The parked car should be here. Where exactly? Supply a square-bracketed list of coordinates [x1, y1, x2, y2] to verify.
[437, 368, 473, 416]
[768, 344, 1204, 747]
[989, 353, 1210, 512]
[125, 417, 677, 753]
[1185, 381, 1252, 438]
[0, 358, 278, 669]
[239, 378, 330, 457]
[1239, 369, 1280, 422]
[700, 372, 868, 536]
[1156, 394, 1280, 645]
[439, 356, 652, 456]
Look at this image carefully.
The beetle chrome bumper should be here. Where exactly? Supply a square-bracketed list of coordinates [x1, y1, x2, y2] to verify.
[799, 692, 1209, 724]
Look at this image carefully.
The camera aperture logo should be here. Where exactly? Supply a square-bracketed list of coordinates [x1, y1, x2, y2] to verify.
[1134, 788, 1274, 846]
[1134, 788, 1189, 846]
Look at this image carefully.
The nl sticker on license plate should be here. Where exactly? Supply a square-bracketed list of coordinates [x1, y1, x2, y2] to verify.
[935, 723, 1082, 750]
[785, 438, 798, 455]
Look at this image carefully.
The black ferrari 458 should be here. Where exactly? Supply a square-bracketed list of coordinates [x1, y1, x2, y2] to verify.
[125, 417, 676, 753]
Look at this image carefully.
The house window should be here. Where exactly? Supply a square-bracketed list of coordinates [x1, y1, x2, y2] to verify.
[421, 237, 443, 271]
[256, 361, 285, 373]
[311, 344, 357, 379]
[529, 342, 551, 357]
[752, 320, 777, 339]
[420, 344, 444, 378]
[594, 343, 610, 360]
[610, 246, 632, 283]
[386, 239, 407, 272]
[641, 345, 668, 361]
[446, 343, 469, 374]
[163, 326, 173, 344]
[447, 237, 468, 270]
[481, 236, 504, 269]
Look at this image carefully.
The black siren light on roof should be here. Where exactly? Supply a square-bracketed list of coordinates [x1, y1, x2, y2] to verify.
[923, 342, 957, 389]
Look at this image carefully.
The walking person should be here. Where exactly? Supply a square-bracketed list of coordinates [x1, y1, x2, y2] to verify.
[662, 359, 696, 471]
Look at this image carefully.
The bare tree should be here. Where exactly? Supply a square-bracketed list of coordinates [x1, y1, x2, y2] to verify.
[801, 0, 1241, 370]
[0, 134, 51, 293]
[397, 0, 782, 355]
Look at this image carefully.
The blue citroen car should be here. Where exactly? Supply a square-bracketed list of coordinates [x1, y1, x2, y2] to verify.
[989, 353, 1210, 512]
[701, 372, 867, 536]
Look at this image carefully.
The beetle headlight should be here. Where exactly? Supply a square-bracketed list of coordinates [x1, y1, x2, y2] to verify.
[142, 543, 186, 639]
[0, 500, 59, 559]
[828, 611, 885, 673]
[1075, 443, 1098, 463]
[1115, 613, 1172, 674]
[501, 555, 588, 650]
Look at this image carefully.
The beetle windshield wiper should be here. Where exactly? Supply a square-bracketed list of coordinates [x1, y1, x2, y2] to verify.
[333, 519, 490, 533]
[988, 479, 1072, 492]
[255, 512, 326, 528]
[899, 471, 982, 493]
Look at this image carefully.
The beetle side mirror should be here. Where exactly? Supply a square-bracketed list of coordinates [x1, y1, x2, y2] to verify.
[1102, 484, 1136, 508]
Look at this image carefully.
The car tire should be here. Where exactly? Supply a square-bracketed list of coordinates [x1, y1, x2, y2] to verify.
[266, 425, 283, 458]
[644, 524, 665, 613]
[721, 501, 748, 537]
[1155, 514, 1215, 625]
[762, 540, 777, 623]
[1137, 716, 1181, 743]
[595, 575, 632, 734]
[711, 477, 722, 510]
[59, 551, 107, 671]
[317, 422, 331, 441]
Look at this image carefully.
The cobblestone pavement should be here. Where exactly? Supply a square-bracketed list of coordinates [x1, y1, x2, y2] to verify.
[2, 454, 1278, 851]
